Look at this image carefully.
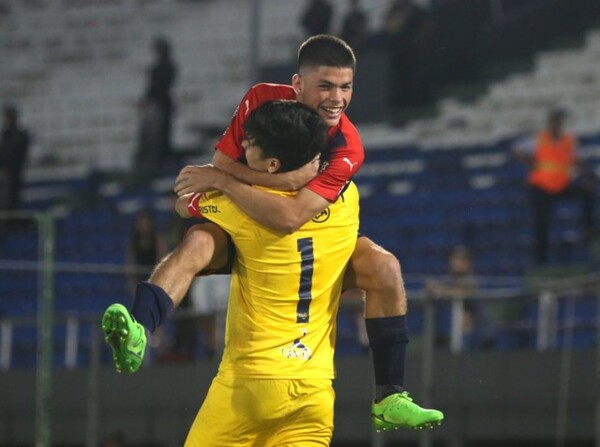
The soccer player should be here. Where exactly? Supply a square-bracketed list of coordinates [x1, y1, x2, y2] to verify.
[184, 99, 358, 445]
[173, 34, 443, 430]
[106, 99, 358, 445]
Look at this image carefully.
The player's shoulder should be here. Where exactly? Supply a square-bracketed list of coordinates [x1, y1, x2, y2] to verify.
[339, 114, 361, 137]
[332, 113, 363, 149]
[249, 83, 296, 101]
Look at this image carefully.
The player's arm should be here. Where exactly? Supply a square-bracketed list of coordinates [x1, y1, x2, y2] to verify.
[213, 150, 320, 191]
[217, 176, 329, 234]
[176, 165, 328, 234]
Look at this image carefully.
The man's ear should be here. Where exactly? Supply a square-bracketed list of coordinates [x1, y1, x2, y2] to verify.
[267, 158, 281, 173]
[291, 73, 302, 95]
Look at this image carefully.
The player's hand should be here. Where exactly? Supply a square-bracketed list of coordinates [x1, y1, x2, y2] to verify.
[174, 164, 223, 196]
[276, 154, 320, 191]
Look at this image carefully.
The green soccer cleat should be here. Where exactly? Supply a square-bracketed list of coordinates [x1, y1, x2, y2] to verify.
[102, 303, 147, 373]
[371, 391, 444, 431]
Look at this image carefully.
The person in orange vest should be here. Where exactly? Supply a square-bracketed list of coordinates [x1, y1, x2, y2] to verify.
[514, 108, 595, 264]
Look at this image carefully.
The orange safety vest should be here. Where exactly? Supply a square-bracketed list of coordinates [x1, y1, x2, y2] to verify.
[527, 130, 576, 194]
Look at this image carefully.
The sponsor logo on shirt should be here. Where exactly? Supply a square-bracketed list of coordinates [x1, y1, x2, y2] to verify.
[312, 208, 330, 223]
[342, 157, 358, 171]
[199, 204, 220, 214]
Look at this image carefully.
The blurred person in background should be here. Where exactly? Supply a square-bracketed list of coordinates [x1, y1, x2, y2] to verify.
[0, 104, 30, 215]
[340, 0, 369, 52]
[426, 246, 496, 351]
[135, 36, 178, 177]
[379, 0, 434, 109]
[300, 0, 333, 38]
[513, 108, 596, 265]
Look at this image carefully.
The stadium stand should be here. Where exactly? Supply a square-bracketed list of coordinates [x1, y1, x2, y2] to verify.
[1, 0, 599, 363]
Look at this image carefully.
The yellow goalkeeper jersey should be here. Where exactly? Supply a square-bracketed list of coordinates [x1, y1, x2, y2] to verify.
[190, 182, 359, 379]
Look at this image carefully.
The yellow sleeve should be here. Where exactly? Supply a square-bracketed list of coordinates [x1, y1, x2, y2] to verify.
[194, 190, 247, 236]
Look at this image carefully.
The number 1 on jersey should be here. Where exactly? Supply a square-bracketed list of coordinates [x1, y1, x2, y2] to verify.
[296, 238, 314, 323]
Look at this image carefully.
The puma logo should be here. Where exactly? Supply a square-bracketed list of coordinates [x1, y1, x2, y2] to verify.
[343, 157, 358, 171]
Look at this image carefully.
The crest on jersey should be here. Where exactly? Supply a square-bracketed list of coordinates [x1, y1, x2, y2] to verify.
[312, 208, 330, 223]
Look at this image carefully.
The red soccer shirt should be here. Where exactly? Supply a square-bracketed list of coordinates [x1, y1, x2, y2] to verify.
[216, 83, 365, 202]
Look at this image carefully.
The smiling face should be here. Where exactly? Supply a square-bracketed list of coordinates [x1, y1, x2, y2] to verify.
[292, 65, 354, 128]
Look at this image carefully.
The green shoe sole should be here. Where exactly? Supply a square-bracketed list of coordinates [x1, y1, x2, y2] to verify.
[102, 303, 146, 373]
[371, 414, 443, 431]
[371, 391, 444, 432]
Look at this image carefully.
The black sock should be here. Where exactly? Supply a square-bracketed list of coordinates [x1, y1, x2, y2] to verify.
[131, 281, 173, 333]
[365, 315, 409, 401]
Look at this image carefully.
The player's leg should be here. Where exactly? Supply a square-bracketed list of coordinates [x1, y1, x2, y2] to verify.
[147, 222, 230, 309]
[102, 222, 230, 372]
[343, 236, 443, 430]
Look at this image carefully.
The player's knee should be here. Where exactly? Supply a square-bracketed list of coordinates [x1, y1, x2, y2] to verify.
[181, 223, 229, 271]
[377, 252, 403, 290]
[182, 227, 212, 251]
[180, 227, 215, 265]
[362, 250, 403, 292]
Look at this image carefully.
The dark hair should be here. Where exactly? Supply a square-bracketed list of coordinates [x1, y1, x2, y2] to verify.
[297, 34, 356, 72]
[244, 100, 327, 172]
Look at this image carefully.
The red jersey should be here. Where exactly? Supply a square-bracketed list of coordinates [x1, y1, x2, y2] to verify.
[216, 83, 365, 202]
